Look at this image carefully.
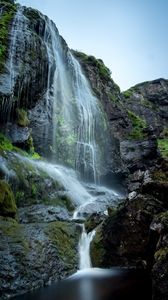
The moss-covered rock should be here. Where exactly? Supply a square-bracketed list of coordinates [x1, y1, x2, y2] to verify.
[85, 213, 105, 233]
[90, 225, 105, 266]
[0, 218, 80, 299]
[73, 51, 111, 81]
[46, 221, 80, 268]
[0, 180, 17, 217]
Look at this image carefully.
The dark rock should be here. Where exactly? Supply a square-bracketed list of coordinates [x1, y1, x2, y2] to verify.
[85, 213, 106, 233]
[18, 204, 70, 223]
[122, 79, 168, 136]
[150, 212, 168, 300]
[1, 123, 30, 145]
[0, 217, 80, 299]
[91, 194, 164, 268]
[120, 138, 158, 172]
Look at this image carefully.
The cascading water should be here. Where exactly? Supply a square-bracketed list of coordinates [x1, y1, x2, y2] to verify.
[41, 17, 110, 183]
[78, 225, 96, 270]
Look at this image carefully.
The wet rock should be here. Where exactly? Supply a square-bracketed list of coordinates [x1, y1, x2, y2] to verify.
[18, 204, 70, 223]
[85, 213, 106, 233]
[0, 217, 80, 299]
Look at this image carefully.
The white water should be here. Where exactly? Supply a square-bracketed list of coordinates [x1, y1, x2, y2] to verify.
[14, 154, 93, 206]
[78, 225, 96, 270]
[0, 6, 28, 121]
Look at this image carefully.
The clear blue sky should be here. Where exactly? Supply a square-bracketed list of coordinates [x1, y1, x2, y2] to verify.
[19, 0, 168, 91]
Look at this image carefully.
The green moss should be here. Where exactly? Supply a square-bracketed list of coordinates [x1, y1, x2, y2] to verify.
[0, 132, 41, 161]
[46, 221, 79, 266]
[157, 139, 168, 158]
[16, 108, 30, 127]
[0, 133, 13, 151]
[127, 110, 147, 140]
[0, 216, 29, 251]
[31, 183, 37, 197]
[0, 180, 17, 217]
[43, 195, 75, 212]
[31, 152, 41, 160]
[108, 93, 118, 103]
[0, 2, 16, 72]
[0, 132, 28, 156]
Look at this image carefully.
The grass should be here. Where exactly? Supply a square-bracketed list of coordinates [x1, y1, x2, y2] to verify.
[127, 110, 147, 140]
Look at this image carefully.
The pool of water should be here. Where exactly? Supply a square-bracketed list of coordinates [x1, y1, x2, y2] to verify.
[13, 268, 152, 300]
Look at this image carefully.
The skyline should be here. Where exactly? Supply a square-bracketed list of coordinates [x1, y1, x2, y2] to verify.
[19, 0, 168, 90]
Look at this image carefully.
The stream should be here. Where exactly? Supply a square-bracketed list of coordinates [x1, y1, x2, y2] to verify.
[13, 268, 151, 300]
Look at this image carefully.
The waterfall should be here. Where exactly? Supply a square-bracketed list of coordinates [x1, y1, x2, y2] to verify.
[0, 6, 120, 277]
[41, 17, 110, 183]
[0, 6, 110, 182]
[79, 225, 96, 270]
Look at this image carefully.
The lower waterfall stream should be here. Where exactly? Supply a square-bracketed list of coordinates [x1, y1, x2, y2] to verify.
[78, 225, 96, 270]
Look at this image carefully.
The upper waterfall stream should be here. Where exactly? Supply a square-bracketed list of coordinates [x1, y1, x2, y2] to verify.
[31, 15, 111, 183]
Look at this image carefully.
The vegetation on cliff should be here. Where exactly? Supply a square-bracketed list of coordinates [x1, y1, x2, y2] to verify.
[0, 1, 16, 72]
[73, 50, 111, 81]
[127, 110, 147, 139]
